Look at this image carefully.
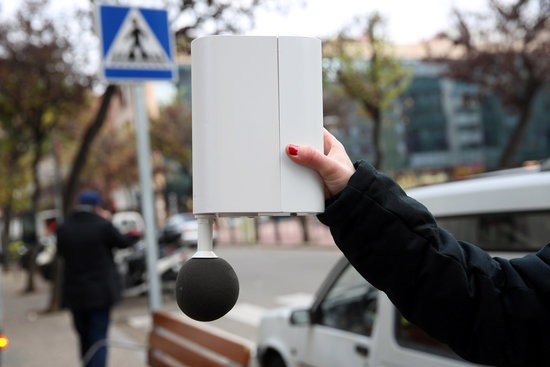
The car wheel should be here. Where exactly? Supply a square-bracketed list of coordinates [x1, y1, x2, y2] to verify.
[263, 352, 286, 367]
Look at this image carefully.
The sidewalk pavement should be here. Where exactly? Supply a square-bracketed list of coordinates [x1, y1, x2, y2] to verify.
[1, 269, 149, 367]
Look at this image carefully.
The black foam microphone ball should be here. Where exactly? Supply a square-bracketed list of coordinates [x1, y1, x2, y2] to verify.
[175, 257, 239, 322]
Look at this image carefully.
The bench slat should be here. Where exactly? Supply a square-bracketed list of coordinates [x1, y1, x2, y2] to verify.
[148, 349, 180, 367]
[149, 329, 227, 367]
[152, 312, 250, 366]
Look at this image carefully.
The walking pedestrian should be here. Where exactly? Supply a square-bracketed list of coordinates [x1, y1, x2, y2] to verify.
[57, 190, 137, 367]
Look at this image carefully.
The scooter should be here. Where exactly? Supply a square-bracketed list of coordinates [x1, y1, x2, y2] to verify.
[116, 233, 192, 297]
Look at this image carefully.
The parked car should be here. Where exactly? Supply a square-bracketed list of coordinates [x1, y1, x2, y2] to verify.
[159, 213, 218, 247]
[258, 256, 481, 367]
[112, 211, 144, 236]
[115, 235, 191, 295]
[18, 209, 60, 281]
[257, 163, 550, 367]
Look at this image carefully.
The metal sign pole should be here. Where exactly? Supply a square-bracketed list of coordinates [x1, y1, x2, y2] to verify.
[132, 83, 161, 311]
[97, 4, 176, 312]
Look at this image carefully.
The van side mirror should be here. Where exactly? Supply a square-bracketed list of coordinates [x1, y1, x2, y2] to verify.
[290, 309, 311, 325]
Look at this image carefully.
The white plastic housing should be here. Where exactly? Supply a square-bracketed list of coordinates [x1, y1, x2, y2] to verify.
[192, 36, 324, 216]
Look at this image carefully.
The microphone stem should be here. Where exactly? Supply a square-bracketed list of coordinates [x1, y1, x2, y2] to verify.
[193, 215, 216, 258]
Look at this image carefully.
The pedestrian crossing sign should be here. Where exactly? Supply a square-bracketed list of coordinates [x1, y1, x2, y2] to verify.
[96, 5, 178, 82]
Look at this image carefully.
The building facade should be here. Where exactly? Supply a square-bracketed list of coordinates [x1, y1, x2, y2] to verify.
[328, 58, 550, 174]
[171, 52, 550, 179]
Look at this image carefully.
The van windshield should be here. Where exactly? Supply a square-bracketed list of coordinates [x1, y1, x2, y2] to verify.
[436, 210, 550, 252]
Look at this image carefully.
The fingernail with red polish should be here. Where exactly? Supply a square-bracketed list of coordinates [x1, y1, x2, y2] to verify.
[288, 144, 299, 156]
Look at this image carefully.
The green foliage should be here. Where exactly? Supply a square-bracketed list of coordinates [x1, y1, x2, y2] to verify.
[0, 0, 91, 212]
[328, 13, 412, 119]
[435, 0, 550, 167]
[150, 97, 192, 169]
[324, 12, 412, 168]
[0, 149, 32, 211]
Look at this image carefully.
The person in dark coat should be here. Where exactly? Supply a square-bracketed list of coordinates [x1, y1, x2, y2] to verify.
[286, 129, 550, 367]
[56, 191, 135, 367]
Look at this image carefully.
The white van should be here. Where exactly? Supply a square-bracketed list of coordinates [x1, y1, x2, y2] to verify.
[257, 163, 550, 367]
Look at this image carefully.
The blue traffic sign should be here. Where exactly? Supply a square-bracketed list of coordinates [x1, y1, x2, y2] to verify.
[96, 5, 177, 82]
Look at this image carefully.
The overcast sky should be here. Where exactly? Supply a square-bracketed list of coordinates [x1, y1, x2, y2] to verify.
[249, 0, 487, 43]
[0, 0, 488, 44]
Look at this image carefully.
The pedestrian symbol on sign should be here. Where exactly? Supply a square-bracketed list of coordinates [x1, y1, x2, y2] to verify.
[128, 19, 148, 61]
[105, 9, 170, 67]
[96, 4, 176, 313]
[97, 5, 177, 82]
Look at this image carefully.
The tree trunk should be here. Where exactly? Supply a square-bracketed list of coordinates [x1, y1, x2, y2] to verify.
[2, 152, 19, 269]
[23, 128, 45, 293]
[298, 216, 310, 243]
[372, 119, 383, 169]
[497, 90, 537, 168]
[23, 246, 38, 293]
[43, 257, 64, 313]
[30, 136, 43, 216]
[1, 204, 12, 269]
[254, 218, 260, 243]
[272, 217, 281, 243]
[366, 105, 383, 169]
[63, 84, 117, 215]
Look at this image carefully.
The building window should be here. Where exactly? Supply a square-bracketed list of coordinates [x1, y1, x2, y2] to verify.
[436, 211, 550, 252]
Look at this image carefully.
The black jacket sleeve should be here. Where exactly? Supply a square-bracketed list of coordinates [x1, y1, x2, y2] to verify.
[102, 220, 136, 250]
[318, 160, 550, 367]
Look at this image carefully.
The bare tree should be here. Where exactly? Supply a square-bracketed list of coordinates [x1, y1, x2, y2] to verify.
[63, 85, 117, 215]
[433, 0, 550, 168]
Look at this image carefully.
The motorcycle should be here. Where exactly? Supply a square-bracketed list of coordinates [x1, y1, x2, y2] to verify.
[115, 231, 192, 297]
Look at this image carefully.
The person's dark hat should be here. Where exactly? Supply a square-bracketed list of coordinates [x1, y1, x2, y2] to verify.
[78, 190, 103, 206]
